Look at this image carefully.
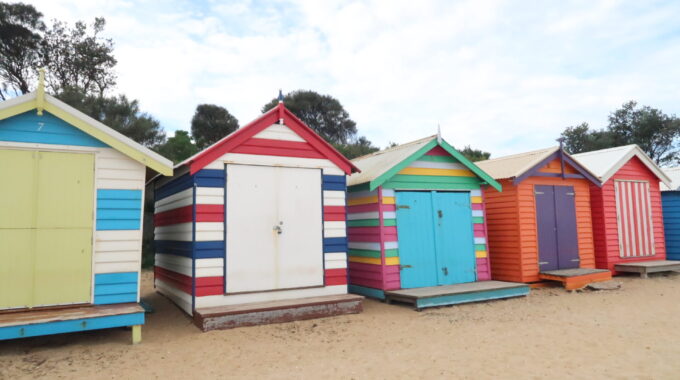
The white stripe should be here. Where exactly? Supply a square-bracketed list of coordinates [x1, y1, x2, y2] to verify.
[615, 182, 625, 257]
[472, 210, 483, 217]
[470, 189, 482, 197]
[252, 124, 305, 142]
[645, 182, 656, 255]
[384, 241, 398, 250]
[636, 182, 644, 256]
[474, 237, 486, 245]
[324, 252, 347, 269]
[195, 285, 347, 307]
[155, 279, 193, 315]
[382, 189, 395, 197]
[324, 190, 346, 206]
[383, 211, 396, 220]
[408, 160, 467, 170]
[324, 221, 347, 238]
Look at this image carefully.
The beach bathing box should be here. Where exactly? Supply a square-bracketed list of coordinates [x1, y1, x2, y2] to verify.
[661, 168, 680, 261]
[0, 75, 173, 344]
[476, 146, 613, 289]
[152, 99, 363, 330]
[573, 145, 679, 277]
[345, 136, 529, 310]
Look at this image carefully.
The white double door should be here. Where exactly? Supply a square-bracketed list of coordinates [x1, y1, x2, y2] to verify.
[225, 164, 324, 293]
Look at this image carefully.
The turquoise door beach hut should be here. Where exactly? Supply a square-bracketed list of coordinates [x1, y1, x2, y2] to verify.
[345, 136, 529, 309]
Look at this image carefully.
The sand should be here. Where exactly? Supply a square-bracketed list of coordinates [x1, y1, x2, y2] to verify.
[2, 271, 680, 379]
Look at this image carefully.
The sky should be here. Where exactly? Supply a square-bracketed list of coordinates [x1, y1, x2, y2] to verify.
[23, 0, 680, 157]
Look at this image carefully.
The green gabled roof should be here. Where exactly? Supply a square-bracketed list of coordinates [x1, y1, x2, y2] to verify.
[348, 135, 502, 192]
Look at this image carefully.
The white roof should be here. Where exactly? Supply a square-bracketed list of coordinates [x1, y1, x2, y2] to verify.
[475, 146, 559, 180]
[572, 144, 671, 188]
[348, 135, 436, 186]
[661, 167, 680, 191]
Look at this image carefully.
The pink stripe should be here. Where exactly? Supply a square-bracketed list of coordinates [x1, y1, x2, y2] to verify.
[474, 230, 485, 238]
[347, 203, 380, 213]
[472, 203, 483, 211]
[473, 224, 485, 233]
[348, 226, 397, 235]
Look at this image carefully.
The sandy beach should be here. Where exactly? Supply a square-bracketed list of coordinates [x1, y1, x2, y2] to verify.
[1, 271, 680, 379]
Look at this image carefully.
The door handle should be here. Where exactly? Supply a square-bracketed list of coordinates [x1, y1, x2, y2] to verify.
[442, 267, 448, 276]
[273, 223, 283, 234]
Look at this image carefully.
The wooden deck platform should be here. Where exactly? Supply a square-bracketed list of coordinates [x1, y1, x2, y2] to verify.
[614, 260, 680, 278]
[193, 294, 364, 331]
[383, 281, 530, 310]
[539, 268, 612, 290]
[0, 303, 144, 343]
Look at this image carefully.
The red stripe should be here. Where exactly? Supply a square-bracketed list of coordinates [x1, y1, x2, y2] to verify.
[154, 205, 193, 226]
[196, 204, 224, 223]
[325, 268, 347, 285]
[424, 146, 449, 156]
[347, 203, 380, 213]
[154, 204, 224, 226]
[232, 138, 326, 159]
[324, 206, 346, 221]
[155, 266, 223, 296]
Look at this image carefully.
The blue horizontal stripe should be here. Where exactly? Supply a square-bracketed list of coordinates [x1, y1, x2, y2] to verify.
[323, 237, 347, 253]
[194, 169, 225, 188]
[94, 294, 137, 305]
[95, 272, 138, 285]
[154, 240, 225, 259]
[323, 175, 347, 191]
[0, 111, 108, 148]
[155, 169, 226, 200]
[94, 283, 137, 296]
[0, 313, 144, 341]
[97, 189, 142, 231]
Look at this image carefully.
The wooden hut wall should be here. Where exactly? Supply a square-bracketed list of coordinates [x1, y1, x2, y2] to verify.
[589, 157, 666, 271]
[0, 111, 146, 308]
[662, 191, 680, 261]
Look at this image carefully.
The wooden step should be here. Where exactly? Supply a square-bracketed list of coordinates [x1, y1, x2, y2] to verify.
[193, 294, 364, 331]
[614, 260, 680, 278]
[384, 281, 530, 310]
[539, 268, 612, 290]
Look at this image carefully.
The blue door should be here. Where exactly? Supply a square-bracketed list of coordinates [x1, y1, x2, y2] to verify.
[396, 191, 476, 289]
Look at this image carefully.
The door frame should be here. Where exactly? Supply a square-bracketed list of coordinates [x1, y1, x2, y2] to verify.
[222, 163, 325, 295]
[394, 189, 477, 289]
[0, 145, 98, 309]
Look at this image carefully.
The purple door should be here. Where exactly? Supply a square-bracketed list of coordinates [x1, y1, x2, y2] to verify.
[535, 185, 580, 271]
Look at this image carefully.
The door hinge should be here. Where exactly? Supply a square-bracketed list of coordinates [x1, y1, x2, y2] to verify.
[397, 205, 410, 209]
[399, 264, 412, 270]
[535, 191, 544, 195]
[571, 259, 580, 262]
[539, 261, 549, 265]
[566, 192, 575, 196]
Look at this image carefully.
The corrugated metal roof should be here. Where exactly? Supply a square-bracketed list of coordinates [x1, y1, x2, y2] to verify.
[347, 135, 437, 186]
[475, 146, 559, 180]
[573, 144, 671, 188]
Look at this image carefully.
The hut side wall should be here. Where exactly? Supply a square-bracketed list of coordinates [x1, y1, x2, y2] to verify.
[0, 111, 146, 307]
[483, 179, 523, 282]
[662, 191, 680, 260]
[154, 123, 349, 314]
[590, 157, 666, 271]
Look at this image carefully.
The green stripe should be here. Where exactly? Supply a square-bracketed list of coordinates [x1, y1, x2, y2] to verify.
[346, 219, 397, 227]
[386, 174, 482, 185]
[418, 155, 459, 163]
[472, 216, 484, 224]
[348, 183, 371, 192]
[474, 244, 486, 251]
[348, 249, 380, 258]
[348, 248, 399, 258]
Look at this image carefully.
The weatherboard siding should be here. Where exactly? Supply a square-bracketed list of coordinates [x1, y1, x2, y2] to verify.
[153, 122, 350, 313]
[662, 191, 680, 261]
[589, 157, 666, 271]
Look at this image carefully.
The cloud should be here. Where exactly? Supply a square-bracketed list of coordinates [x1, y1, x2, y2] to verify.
[24, 0, 680, 157]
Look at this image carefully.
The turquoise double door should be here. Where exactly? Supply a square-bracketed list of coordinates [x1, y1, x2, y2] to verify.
[395, 191, 476, 289]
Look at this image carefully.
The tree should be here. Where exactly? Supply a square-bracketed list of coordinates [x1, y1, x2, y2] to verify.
[0, 2, 44, 99]
[191, 104, 239, 149]
[560, 101, 680, 165]
[41, 17, 116, 96]
[57, 87, 166, 148]
[458, 145, 491, 162]
[333, 136, 379, 159]
[156, 130, 197, 163]
[262, 90, 358, 145]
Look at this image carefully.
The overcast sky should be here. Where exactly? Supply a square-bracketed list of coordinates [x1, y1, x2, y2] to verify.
[26, 0, 680, 157]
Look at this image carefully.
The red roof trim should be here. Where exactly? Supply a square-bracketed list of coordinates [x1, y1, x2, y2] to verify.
[187, 103, 359, 175]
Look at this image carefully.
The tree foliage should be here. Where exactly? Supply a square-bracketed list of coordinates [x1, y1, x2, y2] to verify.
[57, 87, 166, 148]
[156, 130, 198, 163]
[0, 2, 44, 99]
[458, 145, 491, 162]
[560, 101, 680, 165]
[191, 104, 239, 149]
[333, 136, 379, 159]
[262, 90, 358, 145]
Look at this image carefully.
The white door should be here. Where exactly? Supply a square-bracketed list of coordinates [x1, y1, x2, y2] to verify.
[225, 164, 324, 293]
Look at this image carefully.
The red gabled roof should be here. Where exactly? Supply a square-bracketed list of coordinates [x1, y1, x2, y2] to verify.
[180, 103, 360, 175]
